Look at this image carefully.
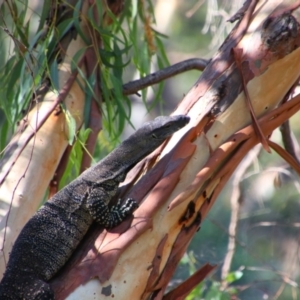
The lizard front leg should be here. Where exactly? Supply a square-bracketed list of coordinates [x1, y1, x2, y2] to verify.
[86, 188, 138, 228]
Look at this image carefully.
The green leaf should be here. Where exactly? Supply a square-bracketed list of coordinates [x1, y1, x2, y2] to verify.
[63, 108, 77, 145]
[225, 270, 243, 284]
[95, 0, 104, 24]
[6, 59, 24, 101]
[37, 0, 51, 33]
[28, 29, 45, 52]
[70, 47, 87, 71]
[47, 18, 75, 61]
[131, 0, 138, 19]
[49, 60, 60, 92]
[73, 1, 89, 44]
[0, 117, 10, 154]
[156, 38, 170, 66]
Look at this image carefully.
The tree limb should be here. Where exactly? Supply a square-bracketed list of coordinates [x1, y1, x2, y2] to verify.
[122, 58, 208, 95]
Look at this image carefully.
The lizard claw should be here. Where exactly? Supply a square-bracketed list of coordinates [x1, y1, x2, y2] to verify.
[121, 198, 139, 214]
[102, 198, 139, 228]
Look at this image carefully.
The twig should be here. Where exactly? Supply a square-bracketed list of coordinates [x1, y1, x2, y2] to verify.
[79, 46, 103, 173]
[185, 0, 205, 18]
[220, 145, 261, 289]
[163, 263, 216, 300]
[48, 145, 73, 197]
[210, 219, 299, 290]
[273, 282, 286, 300]
[122, 58, 208, 95]
[233, 47, 270, 152]
[280, 121, 300, 164]
[268, 140, 300, 176]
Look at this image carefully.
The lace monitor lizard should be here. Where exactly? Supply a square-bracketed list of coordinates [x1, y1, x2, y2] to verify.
[0, 115, 190, 299]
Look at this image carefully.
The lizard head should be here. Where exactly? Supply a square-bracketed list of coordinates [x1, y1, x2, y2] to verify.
[142, 115, 190, 141]
[96, 114, 190, 178]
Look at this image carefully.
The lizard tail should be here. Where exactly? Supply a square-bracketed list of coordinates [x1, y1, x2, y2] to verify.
[0, 271, 54, 300]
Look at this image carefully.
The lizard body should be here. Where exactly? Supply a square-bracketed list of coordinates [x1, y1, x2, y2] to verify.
[0, 115, 189, 300]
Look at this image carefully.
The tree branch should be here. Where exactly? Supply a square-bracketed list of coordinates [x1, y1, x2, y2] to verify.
[280, 120, 300, 164]
[221, 145, 261, 289]
[122, 58, 208, 95]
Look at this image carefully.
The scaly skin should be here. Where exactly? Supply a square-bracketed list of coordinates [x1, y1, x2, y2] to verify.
[0, 115, 190, 300]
